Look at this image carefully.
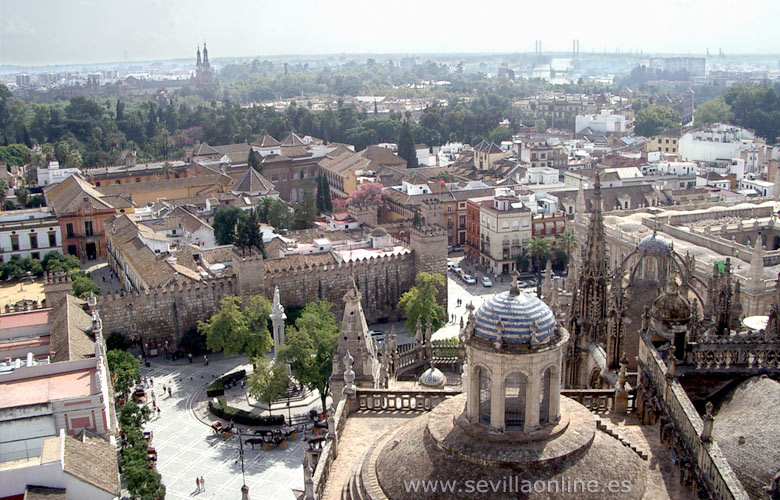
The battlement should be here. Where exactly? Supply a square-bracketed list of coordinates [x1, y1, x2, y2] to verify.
[98, 275, 235, 303]
[44, 271, 72, 285]
[265, 251, 412, 276]
[410, 225, 447, 238]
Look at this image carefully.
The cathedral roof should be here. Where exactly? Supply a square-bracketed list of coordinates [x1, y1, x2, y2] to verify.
[638, 233, 672, 255]
[473, 291, 557, 345]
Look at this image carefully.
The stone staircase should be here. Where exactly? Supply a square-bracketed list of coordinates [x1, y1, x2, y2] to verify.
[595, 417, 649, 461]
[340, 427, 399, 500]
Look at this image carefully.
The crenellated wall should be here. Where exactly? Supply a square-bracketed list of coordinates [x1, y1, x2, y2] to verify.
[267, 251, 416, 324]
[98, 230, 445, 348]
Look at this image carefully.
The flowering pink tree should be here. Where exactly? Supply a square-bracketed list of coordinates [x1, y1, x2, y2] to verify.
[346, 183, 389, 209]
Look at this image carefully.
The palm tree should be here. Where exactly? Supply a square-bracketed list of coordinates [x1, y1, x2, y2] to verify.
[555, 230, 579, 269]
[527, 237, 552, 298]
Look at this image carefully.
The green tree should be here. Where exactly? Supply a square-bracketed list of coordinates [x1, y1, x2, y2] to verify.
[198, 295, 272, 357]
[322, 175, 333, 212]
[108, 349, 141, 396]
[527, 237, 552, 298]
[15, 186, 29, 207]
[488, 125, 512, 144]
[235, 208, 265, 256]
[293, 182, 317, 229]
[42, 252, 81, 273]
[106, 331, 131, 351]
[554, 230, 578, 267]
[398, 272, 446, 334]
[0, 180, 7, 204]
[278, 300, 340, 412]
[397, 119, 418, 168]
[248, 149, 262, 172]
[124, 463, 166, 500]
[248, 356, 289, 415]
[634, 105, 681, 137]
[316, 175, 325, 213]
[212, 206, 248, 245]
[70, 271, 101, 298]
[695, 96, 732, 126]
[118, 401, 151, 430]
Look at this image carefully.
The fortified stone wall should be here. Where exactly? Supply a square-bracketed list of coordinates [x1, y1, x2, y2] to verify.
[99, 225, 446, 347]
[98, 276, 236, 348]
[267, 252, 416, 324]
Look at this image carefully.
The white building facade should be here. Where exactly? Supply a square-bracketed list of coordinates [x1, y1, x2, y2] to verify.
[0, 208, 62, 262]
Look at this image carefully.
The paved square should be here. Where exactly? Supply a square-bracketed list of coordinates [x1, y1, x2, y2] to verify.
[139, 356, 304, 500]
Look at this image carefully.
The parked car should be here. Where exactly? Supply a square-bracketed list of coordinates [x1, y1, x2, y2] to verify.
[481, 276, 493, 287]
[452, 265, 462, 274]
[462, 274, 476, 285]
[447, 259, 454, 270]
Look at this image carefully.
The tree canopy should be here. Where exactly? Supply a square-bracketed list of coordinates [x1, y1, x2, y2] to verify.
[278, 300, 340, 411]
[107, 349, 141, 396]
[235, 208, 265, 256]
[212, 206, 248, 246]
[248, 356, 290, 415]
[397, 119, 418, 168]
[398, 272, 446, 334]
[724, 84, 780, 143]
[694, 96, 732, 126]
[198, 295, 273, 357]
[634, 105, 681, 137]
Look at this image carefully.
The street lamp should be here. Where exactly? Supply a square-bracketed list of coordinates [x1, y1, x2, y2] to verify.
[236, 427, 249, 498]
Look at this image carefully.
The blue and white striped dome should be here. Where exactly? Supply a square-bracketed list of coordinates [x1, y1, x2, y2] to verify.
[473, 291, 557, 344]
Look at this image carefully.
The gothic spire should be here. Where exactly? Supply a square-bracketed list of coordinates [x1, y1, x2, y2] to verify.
[203, 42, 209, 65]
[196, 45, 202, 67]
[583, 172, 607, 277]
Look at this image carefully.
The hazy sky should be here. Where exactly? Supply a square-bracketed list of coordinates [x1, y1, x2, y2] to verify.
[1, 0, 779, 66]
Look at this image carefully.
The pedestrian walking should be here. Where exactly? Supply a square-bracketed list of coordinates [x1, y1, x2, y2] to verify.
[196, 477, 200, 492]
[188, 353, 193, 364]
[200, 476, 205, 491]
[150, 378, 154, 387]
[157, 407, 161, 418]
[168, 387, 172, 397]
[204, 355, 209, 366]
[152, 400, 156, 411]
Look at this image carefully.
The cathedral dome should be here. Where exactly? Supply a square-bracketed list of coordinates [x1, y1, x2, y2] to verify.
[419, 366, 446, 387]
[370, 227, 388, 237]
[650, 286, 691, 327]
[473, 290, 557, 345]
[638, 233, 672, 255]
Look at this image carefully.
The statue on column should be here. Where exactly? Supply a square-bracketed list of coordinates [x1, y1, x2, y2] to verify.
[270, 286, 287, 362]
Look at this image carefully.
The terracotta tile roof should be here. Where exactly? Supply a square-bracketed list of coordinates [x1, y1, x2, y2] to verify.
[474, 140, 503, 154]
[106, 215, 201, 289]
[100, 194, 135, 209]
[360, 146, 407, 167]
[194, 143, 220, 156]
[212, 143, 251, 155]
[232, 168, 276, 195]
[96, 174, 231, 198]
[62, 434, 119, 496]
[24, 485, 67, 499]
[280, 132, 307, 147]
[50, 295, 95, 363]
[551, 185, 664, 212]
[44, 174, 115, 215]
[251, 134, 280, 148]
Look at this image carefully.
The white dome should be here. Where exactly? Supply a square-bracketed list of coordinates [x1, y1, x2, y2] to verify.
[419, 366, 446, 388]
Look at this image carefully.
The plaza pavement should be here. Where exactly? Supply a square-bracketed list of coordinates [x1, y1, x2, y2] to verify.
[138, 355, 308, 500]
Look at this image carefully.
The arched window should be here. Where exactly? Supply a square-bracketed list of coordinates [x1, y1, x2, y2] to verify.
[478, 367, 491, 425]
[539, 367, 552, 425]
[505, 372, 527, 429]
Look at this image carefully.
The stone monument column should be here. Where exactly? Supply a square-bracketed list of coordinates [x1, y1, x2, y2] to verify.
[270, 286, 286, 362]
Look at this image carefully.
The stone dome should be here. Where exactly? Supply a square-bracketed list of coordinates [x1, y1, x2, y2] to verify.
[638, 233, 672, 255]
[419, 366, 446, 388]
[650, 287, 691, 326]
[370, 227, 388, 237]
[473, 290, 557, 345]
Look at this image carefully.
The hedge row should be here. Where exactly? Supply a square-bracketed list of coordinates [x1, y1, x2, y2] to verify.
[208, 398, 285, 427]
[206, 369, 246, 398]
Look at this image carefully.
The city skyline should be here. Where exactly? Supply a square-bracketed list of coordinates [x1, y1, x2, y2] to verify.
[2, 0, 780, 66]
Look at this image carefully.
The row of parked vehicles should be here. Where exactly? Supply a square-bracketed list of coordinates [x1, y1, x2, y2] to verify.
[447, 260, 492, 287]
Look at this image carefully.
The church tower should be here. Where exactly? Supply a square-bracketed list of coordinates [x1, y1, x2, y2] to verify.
[566, 172, 609, 387]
